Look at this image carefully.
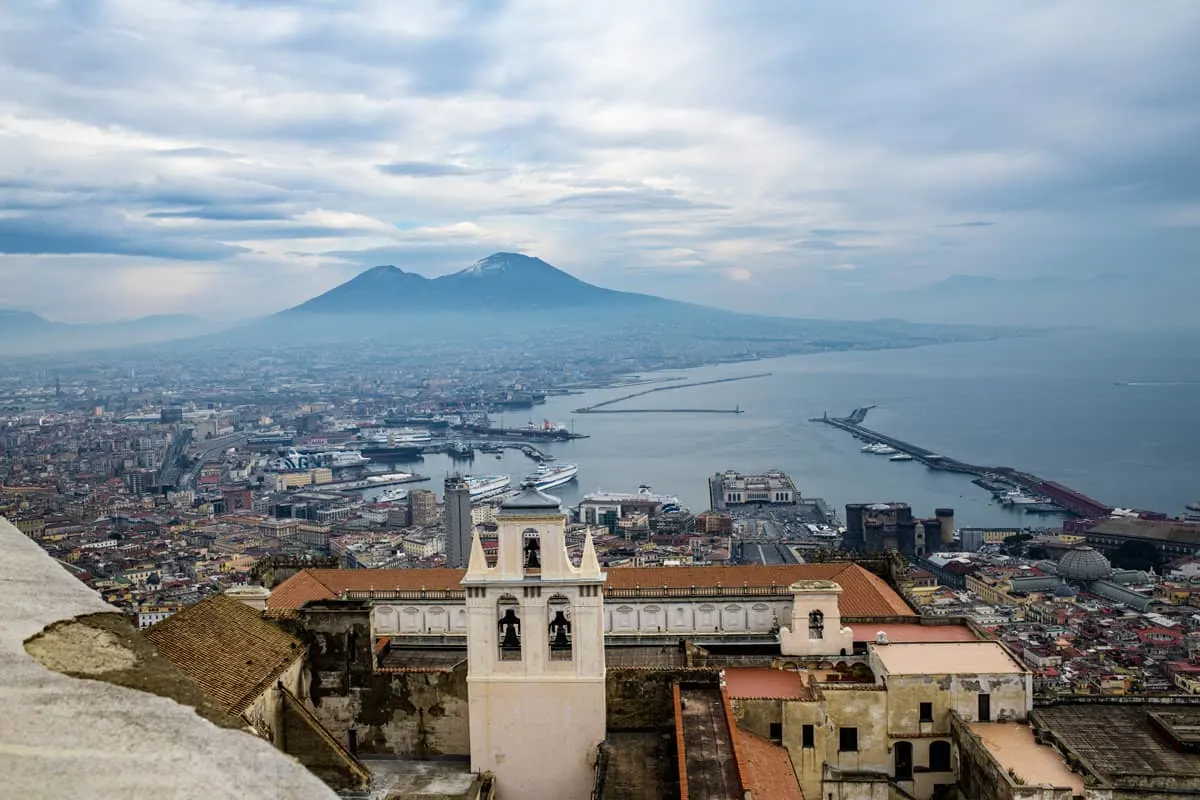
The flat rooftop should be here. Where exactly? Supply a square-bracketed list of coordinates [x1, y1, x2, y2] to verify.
[849, 622, 979, 644]
[872, 641, 1025, 675]
[678, 685, 741, 800]
[1032, 705, 1200, 779]
[600, 732, 679, 800]
[970, 723, 1085, 794]
[723, 668, 811, 700]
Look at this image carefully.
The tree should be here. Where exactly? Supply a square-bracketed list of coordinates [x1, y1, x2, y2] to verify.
[1110, 540, 1161, 572]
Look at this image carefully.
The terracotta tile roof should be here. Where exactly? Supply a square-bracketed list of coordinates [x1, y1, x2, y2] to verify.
[267, 563, 913, 618]
[144, 594, 303, 715]
[736, 728, 805, 800]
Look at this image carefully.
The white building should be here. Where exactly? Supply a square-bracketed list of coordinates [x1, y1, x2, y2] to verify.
[712, 469, 797, 507]
[462, 485, 607, 800]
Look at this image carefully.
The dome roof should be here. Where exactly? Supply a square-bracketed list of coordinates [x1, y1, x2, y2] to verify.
[500, 484, 562, 514]
[1053, 582, 1078, 598]
[1058, 546, 1112, 582]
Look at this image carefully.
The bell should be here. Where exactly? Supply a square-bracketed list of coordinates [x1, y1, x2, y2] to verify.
[524, 538, 541, 569]
[499, 608, 521, 649]
[550, 610, 571, 649]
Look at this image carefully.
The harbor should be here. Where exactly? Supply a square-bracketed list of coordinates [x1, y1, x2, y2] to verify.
[812, 407, 1114, 518]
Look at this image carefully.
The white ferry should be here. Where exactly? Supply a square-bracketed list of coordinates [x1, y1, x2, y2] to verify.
[524, 463, 579, 491]
[465, 474, 513, 501]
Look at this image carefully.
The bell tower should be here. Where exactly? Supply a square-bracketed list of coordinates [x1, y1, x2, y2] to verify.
[462, 484, 606, 799]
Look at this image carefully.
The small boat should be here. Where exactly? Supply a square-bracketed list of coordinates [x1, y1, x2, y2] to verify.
[889, 454, 914, 462]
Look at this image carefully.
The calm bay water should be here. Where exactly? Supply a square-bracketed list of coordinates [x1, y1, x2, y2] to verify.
[414, 329, 1200, 529]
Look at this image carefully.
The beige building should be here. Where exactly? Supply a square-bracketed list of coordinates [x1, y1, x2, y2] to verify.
[410, 489, 438, 527]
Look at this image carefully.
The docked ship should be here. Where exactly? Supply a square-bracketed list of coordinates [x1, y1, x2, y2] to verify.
[524, 463, 579, 491]
[383, 414, 451, 430]
[375, 486, 408, 503]
[889, 453, 914, 462]
[465, 474, 512, 501]
[861, 443, 899, 455]
[363, 428, 433, 445]
[1000, 489, 1042, 506]
[267, 448, 369, 472]
[359, 428, 430, 462]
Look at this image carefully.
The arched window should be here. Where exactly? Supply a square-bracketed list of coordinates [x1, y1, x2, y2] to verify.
[809, 609, 824, 639]
[523, 528, 541, 571]
[497, 594, 521, 661]
[548, 594, 572, 660]
[929, 740, 952, 772]
[894, 741, 913, 780]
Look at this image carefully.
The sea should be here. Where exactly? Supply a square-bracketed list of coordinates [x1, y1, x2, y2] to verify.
[382, 328, 1200, 530]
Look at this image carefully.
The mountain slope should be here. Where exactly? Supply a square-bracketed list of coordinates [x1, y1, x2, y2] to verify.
[0, 309, 59, 336]
[286, 253, 667, 314]
[290, 265, 434, 313]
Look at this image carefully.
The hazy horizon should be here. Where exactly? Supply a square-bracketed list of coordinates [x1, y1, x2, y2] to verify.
[1, 2, 1198, 325]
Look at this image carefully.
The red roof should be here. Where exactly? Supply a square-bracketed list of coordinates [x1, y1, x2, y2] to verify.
[268, 563, 913, 618]
[736, 728, 804, 800]
[848, 623, 979, 644]
[724, 668, 811, 700]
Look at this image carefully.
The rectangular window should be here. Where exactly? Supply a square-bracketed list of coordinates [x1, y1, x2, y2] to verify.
[769, 722, 782, 741]
[802, 724, 815, 748]
[920, 702, 933, 722]
[978, 693, 991, 722]
[839, 727, 858, 752]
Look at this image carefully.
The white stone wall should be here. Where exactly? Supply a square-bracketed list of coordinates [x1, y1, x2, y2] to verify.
[371, 597, 796, 638]
[373, 603, 469, 635]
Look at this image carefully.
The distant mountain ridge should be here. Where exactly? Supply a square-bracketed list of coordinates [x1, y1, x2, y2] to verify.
[0, 310, 221, 356]
[288, 253, 667, 314]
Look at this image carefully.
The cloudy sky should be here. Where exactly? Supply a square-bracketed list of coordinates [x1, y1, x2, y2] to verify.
[2, 1, 1198, 322]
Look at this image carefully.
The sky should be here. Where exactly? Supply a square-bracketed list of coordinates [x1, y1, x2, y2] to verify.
[1, 1, 1198, 323]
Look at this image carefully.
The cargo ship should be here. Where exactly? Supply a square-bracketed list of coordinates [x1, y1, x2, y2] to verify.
[383, 414, 452, 429]
[524, 463, 578, 491]
[465, 474, 512, 501]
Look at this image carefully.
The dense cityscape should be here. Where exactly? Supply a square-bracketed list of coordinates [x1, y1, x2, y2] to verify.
[5, 2, 1200, 798]
[5, 342, 1200, 799]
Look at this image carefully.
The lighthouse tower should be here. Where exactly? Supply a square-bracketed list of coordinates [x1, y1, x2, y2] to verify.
[462, 484, 607, 799]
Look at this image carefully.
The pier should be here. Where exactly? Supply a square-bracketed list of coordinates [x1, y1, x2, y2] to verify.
[573, 373, 770, 414]
[813, 408, 1114, 517]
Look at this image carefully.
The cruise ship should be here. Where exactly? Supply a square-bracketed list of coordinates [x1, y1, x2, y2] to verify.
[376, 486, 408, 503]
[465, 474, 512, 501]
[861, 443, 899, 455]
[524, 463, 579, 491]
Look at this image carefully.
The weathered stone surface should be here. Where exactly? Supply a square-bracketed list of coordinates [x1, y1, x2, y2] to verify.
[0, 516, 337, 800]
